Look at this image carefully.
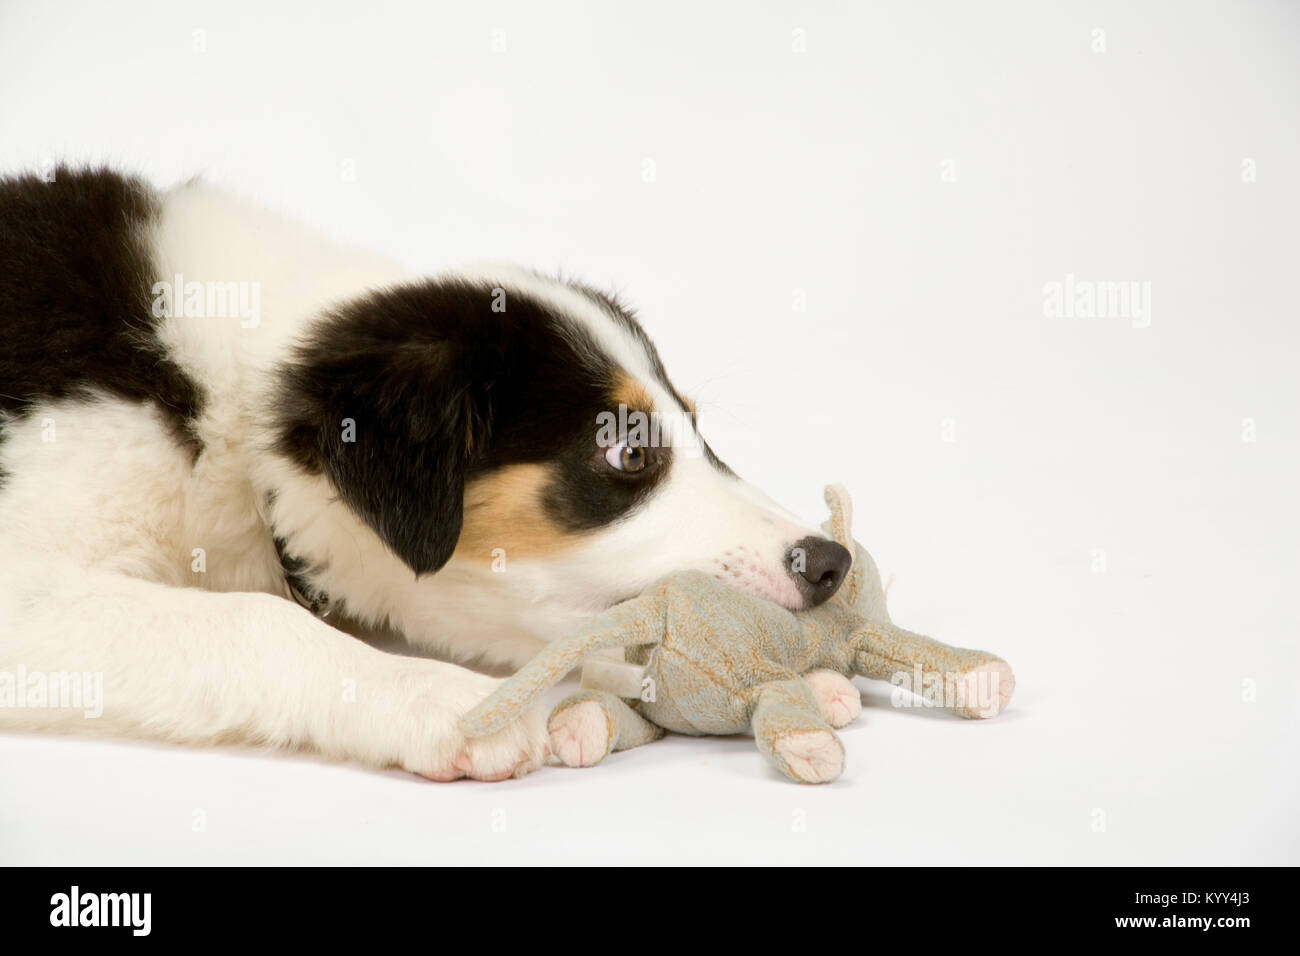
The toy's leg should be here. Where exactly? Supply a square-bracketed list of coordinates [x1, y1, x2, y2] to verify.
[852, 622, 1014, 718]
[460, 593, 669, 739]
[803, 670, 862, 728]
[751, 679, 845, 784]
[547, 690, 664, 768]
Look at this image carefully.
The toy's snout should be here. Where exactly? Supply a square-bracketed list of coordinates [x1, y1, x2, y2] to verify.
[788, 536, 851, 606]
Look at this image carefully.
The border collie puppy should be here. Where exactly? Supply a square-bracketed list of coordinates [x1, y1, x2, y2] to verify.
[0, 167, 850, 780]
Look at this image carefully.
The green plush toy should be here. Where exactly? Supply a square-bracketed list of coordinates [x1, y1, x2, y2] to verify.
[461, 484, 1014, 783]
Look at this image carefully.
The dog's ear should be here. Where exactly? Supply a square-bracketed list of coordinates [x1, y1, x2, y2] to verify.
[277, 335, 486, 577]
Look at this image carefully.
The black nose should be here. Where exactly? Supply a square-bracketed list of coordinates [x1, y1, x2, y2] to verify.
[789, 536, 852, 606]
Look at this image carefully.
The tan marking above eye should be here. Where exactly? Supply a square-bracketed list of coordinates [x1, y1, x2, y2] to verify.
[611, 370, 698, 428]
[610, 371, 655, 418]
[455, 464, 590, 560]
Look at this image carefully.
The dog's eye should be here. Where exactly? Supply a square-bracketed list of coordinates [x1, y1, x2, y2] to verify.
[604, 442, 647, 473]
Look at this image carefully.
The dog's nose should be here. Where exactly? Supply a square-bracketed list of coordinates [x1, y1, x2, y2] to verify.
[789, 536, 852, 606]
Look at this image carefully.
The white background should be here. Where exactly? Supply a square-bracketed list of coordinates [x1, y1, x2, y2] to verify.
[1, 0, 1297, 865]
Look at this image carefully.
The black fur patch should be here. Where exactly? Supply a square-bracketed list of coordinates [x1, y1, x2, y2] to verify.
[273, 534, 332, 617]
[0, 166, 206, 463]
[273, 278, 677, 575]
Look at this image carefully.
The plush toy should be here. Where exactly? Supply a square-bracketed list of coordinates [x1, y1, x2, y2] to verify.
[461, 484, 1014, 783]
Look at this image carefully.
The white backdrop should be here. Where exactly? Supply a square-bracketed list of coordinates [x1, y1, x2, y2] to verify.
[1, 0, 1296, 864]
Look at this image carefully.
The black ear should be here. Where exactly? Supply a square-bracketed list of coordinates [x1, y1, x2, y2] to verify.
[276, 332, 484, 577]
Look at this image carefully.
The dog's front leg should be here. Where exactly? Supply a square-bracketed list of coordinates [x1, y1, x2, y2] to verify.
[0, 566, 549, 780]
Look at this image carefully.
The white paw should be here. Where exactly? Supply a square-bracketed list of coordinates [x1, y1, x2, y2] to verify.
[773, 730, 845, 784]
[416, 712, 550, 783]
[547, 699, 613, 768]
[354, 662, 550, 782]
[804, 669, 862, 728]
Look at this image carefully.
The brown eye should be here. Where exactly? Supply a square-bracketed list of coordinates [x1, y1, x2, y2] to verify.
[604, 442, 647, 473]
[621, 444, 646, 472]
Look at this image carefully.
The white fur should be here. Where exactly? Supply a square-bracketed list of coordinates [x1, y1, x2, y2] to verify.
[0, 180, 826, 779]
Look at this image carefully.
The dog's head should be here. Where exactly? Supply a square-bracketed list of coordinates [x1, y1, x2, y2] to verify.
[274, 267, 849, 618]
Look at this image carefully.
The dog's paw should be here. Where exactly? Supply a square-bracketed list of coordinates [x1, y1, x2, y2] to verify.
[547, 698, 614, 768]
[773, 729, 845, 784]
[416, 715, 549, 782]
[367, 664, 550, 782]
[803, 669, 862, 728]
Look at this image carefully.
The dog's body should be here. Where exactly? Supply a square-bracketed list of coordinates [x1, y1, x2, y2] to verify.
[0, 167, 850, 780]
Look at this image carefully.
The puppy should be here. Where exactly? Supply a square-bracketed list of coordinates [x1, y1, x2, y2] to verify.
[0, 166, 850, 780]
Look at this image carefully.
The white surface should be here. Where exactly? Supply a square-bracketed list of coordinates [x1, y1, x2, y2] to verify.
[1, 0, 1297, 865]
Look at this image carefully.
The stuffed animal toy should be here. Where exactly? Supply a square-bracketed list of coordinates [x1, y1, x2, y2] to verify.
[461, 484, 1014, 783]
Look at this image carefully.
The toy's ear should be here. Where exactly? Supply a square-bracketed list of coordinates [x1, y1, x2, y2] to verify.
[822, 483, 854, 550]
[822, 483, 867, 605]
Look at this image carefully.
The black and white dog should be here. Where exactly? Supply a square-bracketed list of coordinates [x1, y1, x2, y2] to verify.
[0, 167, 850, 781]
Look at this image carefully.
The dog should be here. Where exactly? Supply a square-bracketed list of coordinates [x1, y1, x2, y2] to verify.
[0, 166, 851, 781]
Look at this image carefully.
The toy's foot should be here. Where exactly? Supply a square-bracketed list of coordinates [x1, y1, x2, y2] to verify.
[773, 730, 845, 784]
[804, 670, 862, 728]
[958, 661, 1016, 718]
[548, 699, 614, 768]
